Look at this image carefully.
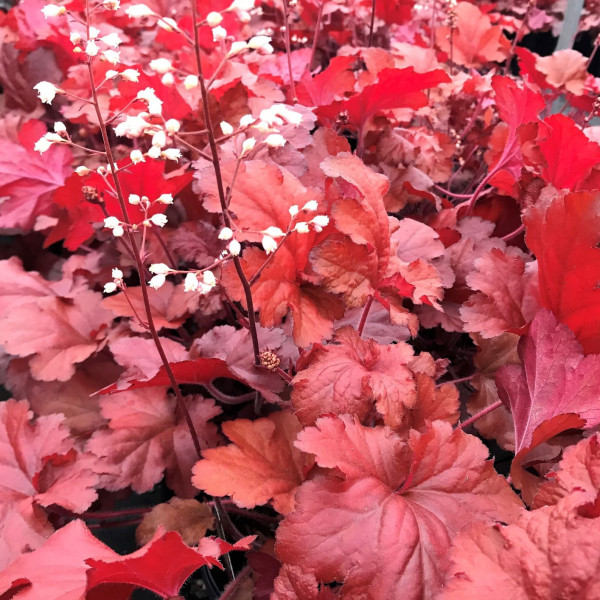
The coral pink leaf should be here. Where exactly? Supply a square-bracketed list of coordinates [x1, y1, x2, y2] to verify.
[441, 491, 600, 599]
[533, 434, 600, 509]
[88, 390, 221, 496]
[0, 520, 118, 600]
[296, 55, 356, 106]
[460, 247, 538, 337]
[192, 411, 312, 514]
[291, 326, 429, 431]
[496, 309, 600, 489]
[0, 120, 72, 232]
[276, 417, 521, 599]
[0, 399, 99, 567]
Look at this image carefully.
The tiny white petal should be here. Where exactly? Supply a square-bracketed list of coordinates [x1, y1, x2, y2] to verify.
[206, 11, 223, 27]
[149, 58, 172, 74]
[165, 119, 181, 134]
[130, 149, 145, 164]
[101, 32, 122, 47]
[247, 35, 271, 50]
[147, 146, 162, 159]
[104, 216, 120, 229]
[128, 194, 141, 205]
[183, 75, 198, 90]
[241, 137, 256, 156]
[76, 166, 91, 176]
[150, 213, 168, 227]
[121, 69, 140, 82]
[262, 226, 285, 238]
[33, 81, 60, 104]
[288, 205, 299, 217]
[220, 121, 234, 136]
[203, 270, 217, 286]
[162, 148, 181, 161]
[103, 281, 118, 293]
[149, 262, 171, 275]
[112, 225, 125, 237]
[228, 239, 241, 255]
[261, 235, 278, 254]
[148, 274, 166, 289]
[112, 268, 123, 280]
[103, 49, 120, 65]
[152, 130, 167, 148]
[227, 41, 248, 57]
[311, 215, 329, 228]
[161, 72, 175, 86]
[229, 0, 255, 11]
[184, 273, 199, 292]
[218, 227, 234, 240]
[156, 193, 173, 204]
[294, 221, 310, 234]
[125, 3, 155, 18]
[212, 26, 227, 42]
[157, 17, 178, 31]
[302, 200, 318, 212]
[264, 133, 286, 148]
[41, 4, 66, 18]
[85, 40, 100, 57]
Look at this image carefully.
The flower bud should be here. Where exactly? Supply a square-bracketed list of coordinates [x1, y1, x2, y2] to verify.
[149, 263, 171, 275]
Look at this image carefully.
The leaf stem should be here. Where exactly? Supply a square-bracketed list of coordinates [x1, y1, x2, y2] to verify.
[281, 0, 298, 103]
[368, 0, 376, 47]
[190, 0, 261, 369]
[357, 295, 374, 337]
[457, 400, 503, 430]
[84, 13, 204, 465]
[309, 0, 324, 71]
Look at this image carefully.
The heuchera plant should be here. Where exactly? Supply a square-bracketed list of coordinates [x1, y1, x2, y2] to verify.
[0, 0, 600, 597]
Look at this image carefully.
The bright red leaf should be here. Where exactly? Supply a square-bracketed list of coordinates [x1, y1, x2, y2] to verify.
[276, 418, 522, 600]
[317, 67, 450, 133]
[537, 114, 600, 191]
[524, 191, 600, 354]
[86, 531, 254, 600]
[47, 160, 192, 250]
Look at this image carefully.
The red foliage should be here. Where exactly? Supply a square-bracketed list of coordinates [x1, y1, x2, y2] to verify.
[276, 417, 521, 599]
[1, 0, 599, 596]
